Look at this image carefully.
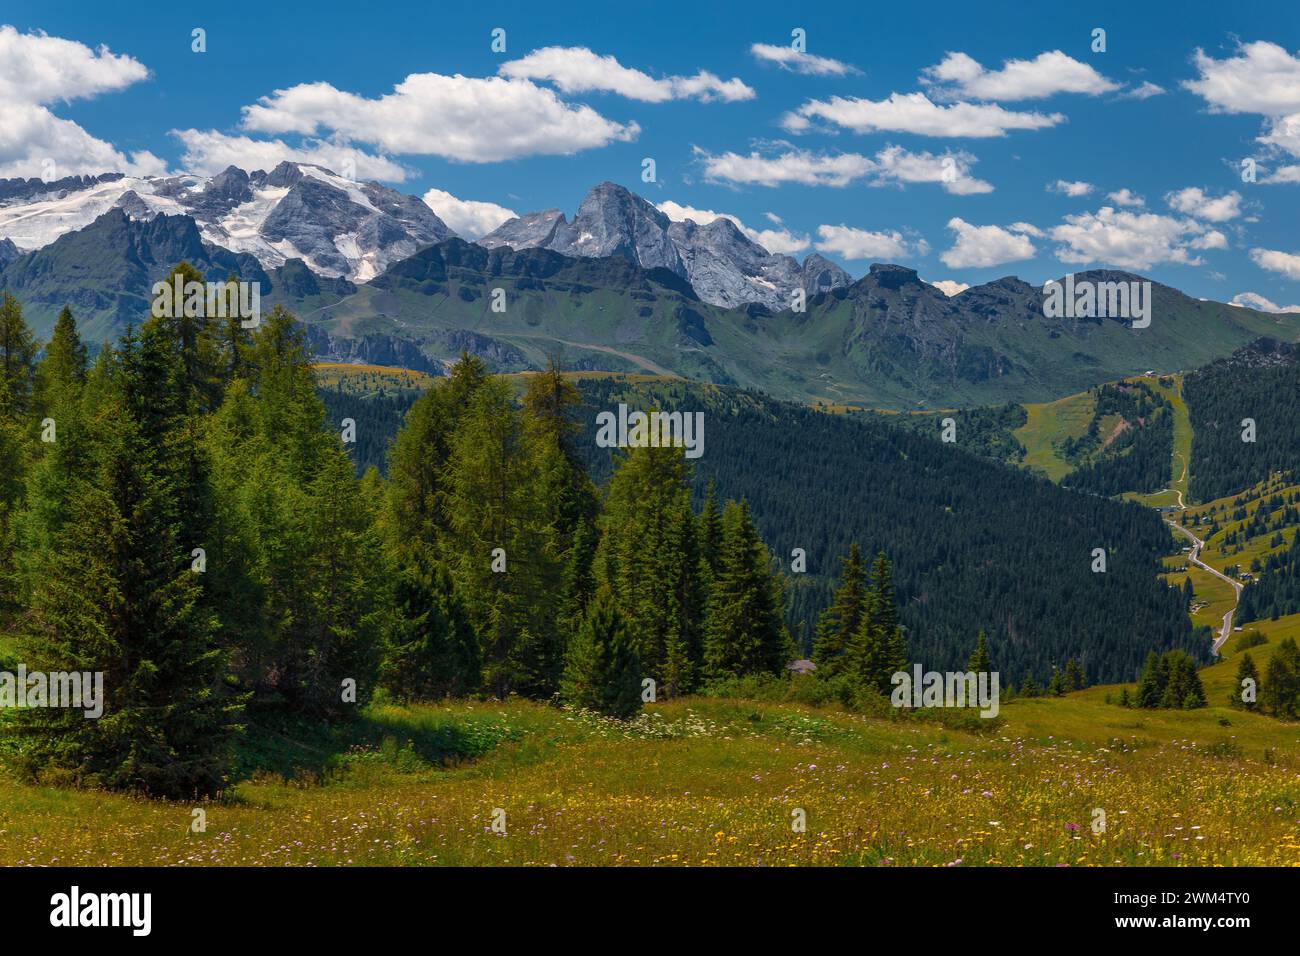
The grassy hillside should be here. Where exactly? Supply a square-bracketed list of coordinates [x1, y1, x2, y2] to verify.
[3, 675, 1298, 866]
[292, 249, 1300, 409]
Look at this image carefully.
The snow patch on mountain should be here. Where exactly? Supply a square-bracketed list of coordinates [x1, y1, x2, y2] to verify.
[0, 162, 454, 282]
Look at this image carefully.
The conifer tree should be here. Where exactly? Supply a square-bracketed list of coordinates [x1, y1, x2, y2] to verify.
[1136, 651, 1164, 708]
[967, 631, 991, 673]
[298, 446, 386, 715]
[1064, 657, 1085, 691]
[702, 499, 790, 679]
[849, 553, 908, 693]
[561, 588, 642, 718]
[1047, 666, 1067, 696]
[697, 481, 723, 583]
[595, 444, 704, 695]
[445, 377, 556, 697]
[0, 292, 38, 417]
[1264, 637, 1300, 718]
[812, 543, 866, 678]
[1233, 652, 1259, 711]
[35, 306, 87, 411]
[15, 371, 239, 797]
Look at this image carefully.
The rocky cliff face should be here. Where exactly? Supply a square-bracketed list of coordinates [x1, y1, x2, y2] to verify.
[479, 182, 850, 310]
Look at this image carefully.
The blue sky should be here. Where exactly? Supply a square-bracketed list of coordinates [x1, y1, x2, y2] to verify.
[4, 0, 1300, 307]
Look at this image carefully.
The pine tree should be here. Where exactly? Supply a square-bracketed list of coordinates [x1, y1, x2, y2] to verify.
[1264, 637, 1300, 718]
[445, 377, 556, 698]
[35, 306, 87, 412]
[385, 352, 488, 561]
[1047, 666, 1067, 696]
[812, 543, 866, 678]
[697, 481, 723, 582]
[1233, 652, 1259, 710]
[298, 446, 386, 715]
[850, 553, 907, 693]
[1136, 651, 1163, 708]
[1064, 657, 1085, 691]
[0, 294, 37, 611]
[1019, 675, 1041, 698]
[0, 292, 38, 417]
[561, 588, 642, 718]
[522, 357, 598, 554]
[595, 444, 704, 696]
[967, 631, 991, 673]
[381, 549, 480, 699]
[14, 379, 240, 797]
[702, 499, 790, 680]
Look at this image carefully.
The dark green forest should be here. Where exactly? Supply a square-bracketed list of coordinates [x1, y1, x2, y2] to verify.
[568, 378, 1201, 685]
[1060, 382, 1174, 497]
[1239, 531, 1300, 624]
[319, 368, 1203, 685]
[1184, 339, 1300, 502]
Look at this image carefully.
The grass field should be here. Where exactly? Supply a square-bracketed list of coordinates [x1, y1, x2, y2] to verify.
[313, 362, 440, 395]
[1013, 390, 1096, 481]
[3, 633, 1299, 867]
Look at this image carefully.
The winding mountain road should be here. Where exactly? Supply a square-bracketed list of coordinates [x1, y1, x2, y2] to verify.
[1165, 517, 1242, 653]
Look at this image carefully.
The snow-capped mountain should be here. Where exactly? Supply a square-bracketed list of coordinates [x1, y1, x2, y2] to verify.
[479, 182, 851, 310]
[0, 168, 850, 308]
[0, 162, 454, 283]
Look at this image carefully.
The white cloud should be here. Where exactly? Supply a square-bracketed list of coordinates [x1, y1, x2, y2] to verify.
[1164, 187, 1242, 222]
[814, 224, 928, 261]
[1048, 179, 1093, 197]
[0, 26, 165, 178]
[927, 278, 970, 297]
[1117, 81, 1166, 100]
[0, 25, 148, 105]
[1009, 221, 1045, 237]
[1106, 188, 1145, 207]
[498, 47, 753, 102]
[940, 218, 1037, 269]
[1230, 291, 1300, 313]
[781, 91, 1062, 138]
[0, 102, 165, 178]
[697, 145, 991, 194]
[749, 43, 857, 77]
[872, 145, 993, 194]
[172, 129, 407, 181]
[239, 73, 639, 163]
[1185, 42, 1300, 116]
[1262, 163, 1300, 184]
[422, 187, 516, 238]
[1250, 247, 1300, 280]
[1049, 206, 1223, 270]
[1190, 229, 1228, 251]
[656, 199, 810, 255]
[1260, 113, 1300, 158]
[922, 50, 1119, 101]
[698, 147, 873, 187]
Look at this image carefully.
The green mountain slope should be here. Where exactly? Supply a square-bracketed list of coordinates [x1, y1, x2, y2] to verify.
[8, 216, 1300, 409]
